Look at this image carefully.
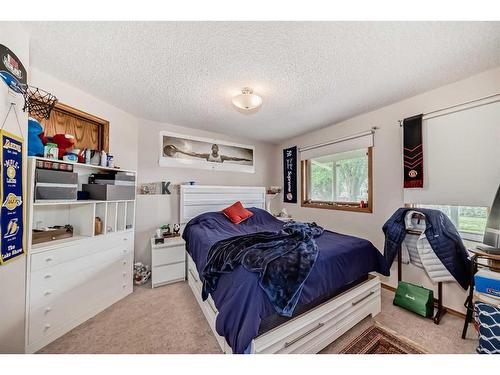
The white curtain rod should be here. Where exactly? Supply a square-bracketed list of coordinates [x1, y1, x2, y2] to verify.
[299, 128, 376, 153]
[399, 92, 500, 126]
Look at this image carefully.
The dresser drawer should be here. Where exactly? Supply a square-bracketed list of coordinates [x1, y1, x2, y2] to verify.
[152, 245, 185, 266]
[28, 248, 132, 345]
[29, 245, 125, 307]
[30, 231, 133, 272]
[152, 262, 185, 286]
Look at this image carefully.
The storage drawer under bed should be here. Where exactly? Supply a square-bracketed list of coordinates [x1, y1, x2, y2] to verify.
[251, 275, 381, 353]
[186, 253, 381, 354]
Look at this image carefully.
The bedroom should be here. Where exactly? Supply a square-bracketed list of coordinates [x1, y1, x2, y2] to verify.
[1, 1, 500, 373]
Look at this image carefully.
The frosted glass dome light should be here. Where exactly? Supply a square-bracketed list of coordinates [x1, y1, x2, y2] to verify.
[232, 87, 262, 111]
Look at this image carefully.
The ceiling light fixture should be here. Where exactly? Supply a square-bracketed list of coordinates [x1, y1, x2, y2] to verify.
[232, 87, 262, 112]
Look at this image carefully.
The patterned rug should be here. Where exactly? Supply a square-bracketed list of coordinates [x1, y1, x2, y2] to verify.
[340, 325, 426, 354]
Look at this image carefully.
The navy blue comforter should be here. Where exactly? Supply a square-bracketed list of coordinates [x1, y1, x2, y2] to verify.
[183, 208, 388, 353]
[202, 221, 323, 317]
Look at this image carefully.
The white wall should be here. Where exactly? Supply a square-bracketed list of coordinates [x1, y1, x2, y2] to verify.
[0, 22, 29, 353]
[273, 66, 500, 314]
[135, 119, 277, 264]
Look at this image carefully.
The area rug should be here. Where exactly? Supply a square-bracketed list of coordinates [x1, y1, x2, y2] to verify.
[340, 325, 426, 354]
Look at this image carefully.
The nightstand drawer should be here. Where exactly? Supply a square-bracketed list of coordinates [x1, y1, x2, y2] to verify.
[152, 245, 185, 266]
[152, 262, 185, 287]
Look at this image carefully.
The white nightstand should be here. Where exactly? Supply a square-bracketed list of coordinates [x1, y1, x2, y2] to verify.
[151, 237, 186, 288]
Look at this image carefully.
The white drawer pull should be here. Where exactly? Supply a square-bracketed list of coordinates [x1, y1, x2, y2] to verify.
[45, 257, 53, 262]
[44, 274, 52, 279]
[352, 291, 376, 306]
[208, 301, 217, 314]
[123, 272, 127, 277]
[45, 307, 52, 314]
[188, 268, 199, 283]
[44, 324, 51, 330]
[44, 290, 52, 296]
[122, 284, 127, 288]
[122, 260, 127, 265]
[284, 322, 325, 348]
[123, 238, 128, 241]
[123, 249, 127, 253]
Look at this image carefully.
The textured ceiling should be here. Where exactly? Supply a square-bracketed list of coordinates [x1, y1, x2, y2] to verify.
[23, 22, 500, 143]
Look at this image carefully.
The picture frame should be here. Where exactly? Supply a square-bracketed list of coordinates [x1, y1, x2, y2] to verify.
[159, 131, 255, 173]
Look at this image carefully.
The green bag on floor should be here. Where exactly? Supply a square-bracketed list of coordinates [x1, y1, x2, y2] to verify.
[393, 281, 434, 318]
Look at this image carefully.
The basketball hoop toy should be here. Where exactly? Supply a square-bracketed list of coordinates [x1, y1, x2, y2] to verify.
[22, 85, 58, 120]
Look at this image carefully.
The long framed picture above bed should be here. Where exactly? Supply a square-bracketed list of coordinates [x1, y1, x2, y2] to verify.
[159, 131, 255, 173]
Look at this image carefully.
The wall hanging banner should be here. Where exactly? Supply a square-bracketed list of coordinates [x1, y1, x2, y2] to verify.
[0, 130, 24, 264]
[283, 146, 297, 203]
[403, 114, 424, 188]
[0, 44, 27, 94]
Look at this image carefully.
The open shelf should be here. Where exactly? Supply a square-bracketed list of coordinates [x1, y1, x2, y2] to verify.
[117, 202, 126, 231]
[30, 156, 135, 173]
[106, 202, 117, 234]
[34, 199, 134, 206]
[32, 203, 94, 237]
[94, 202, 107, 236]
[28, 157, 137, 250]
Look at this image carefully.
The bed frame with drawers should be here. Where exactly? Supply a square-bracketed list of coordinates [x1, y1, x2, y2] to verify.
[180, 185, 381, 354]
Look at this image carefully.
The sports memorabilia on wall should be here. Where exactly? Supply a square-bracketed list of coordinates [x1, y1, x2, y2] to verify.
[403, 114, 424, 188]
[0, 44, 27, 94]
[0, 130, 24, 264]
[283, 146, 297, 203]
[0, 44, 27, 265]
[159, 131, 255, 173]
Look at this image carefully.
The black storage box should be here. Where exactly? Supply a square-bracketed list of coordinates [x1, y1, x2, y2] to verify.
[35, 168, 78, 201]
[36, 168, 78, 185]
[35, 184, 78, 201]
[82, 183, 135, 200]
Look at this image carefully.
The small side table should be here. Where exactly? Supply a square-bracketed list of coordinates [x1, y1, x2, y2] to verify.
[151, 237, 186, 288]
[461, 249, 500, 338]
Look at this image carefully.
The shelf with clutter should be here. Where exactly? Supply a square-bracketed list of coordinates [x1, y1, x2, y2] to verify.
[28, 156, 137, 252]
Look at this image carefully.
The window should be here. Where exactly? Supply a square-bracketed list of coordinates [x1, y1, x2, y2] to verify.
[414, 204, 488, 242]
[301, 148, 372, 213]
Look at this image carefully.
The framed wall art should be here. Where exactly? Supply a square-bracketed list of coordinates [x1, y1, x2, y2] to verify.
[159, 131, 255, 173]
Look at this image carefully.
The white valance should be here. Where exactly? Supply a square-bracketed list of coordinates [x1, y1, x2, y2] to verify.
[299, 130, 374, 161]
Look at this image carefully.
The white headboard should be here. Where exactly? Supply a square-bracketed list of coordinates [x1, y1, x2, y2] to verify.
[180, 185, 266, 224]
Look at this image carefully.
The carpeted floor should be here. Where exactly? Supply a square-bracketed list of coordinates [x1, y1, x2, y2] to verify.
[38, 282, 479, 354]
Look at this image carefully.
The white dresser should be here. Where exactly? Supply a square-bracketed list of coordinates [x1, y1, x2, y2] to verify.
[25, 157, 136, 353]
[151, 237, 186, 288]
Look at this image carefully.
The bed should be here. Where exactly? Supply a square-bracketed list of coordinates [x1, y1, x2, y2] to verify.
[180, 185, 387, 354]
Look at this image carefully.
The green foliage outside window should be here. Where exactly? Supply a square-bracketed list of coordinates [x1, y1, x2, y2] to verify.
[309, 150, 368, 203]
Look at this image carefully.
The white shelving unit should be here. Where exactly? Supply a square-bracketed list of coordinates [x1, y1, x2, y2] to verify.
[25, 157, 137, 353]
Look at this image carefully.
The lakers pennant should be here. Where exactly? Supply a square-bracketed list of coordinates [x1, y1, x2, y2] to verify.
[0, 130, 24, 264]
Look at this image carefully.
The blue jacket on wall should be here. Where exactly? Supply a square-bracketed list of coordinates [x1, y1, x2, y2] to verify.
[382, 208, 471, 290]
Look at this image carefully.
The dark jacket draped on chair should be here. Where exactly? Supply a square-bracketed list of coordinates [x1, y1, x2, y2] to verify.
[382, 208, 471, 289]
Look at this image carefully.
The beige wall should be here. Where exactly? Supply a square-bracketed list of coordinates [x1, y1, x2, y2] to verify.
[135, 119, 277, 264]
[272, 66, 500, 314]
[0, 22, 29, 353]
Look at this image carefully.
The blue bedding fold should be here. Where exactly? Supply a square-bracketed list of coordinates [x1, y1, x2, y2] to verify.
[183, 208, 388, 354]
[202, 222, 324, 317]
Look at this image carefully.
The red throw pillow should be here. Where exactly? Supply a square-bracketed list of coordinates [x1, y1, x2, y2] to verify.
[222, 201, 253, 224]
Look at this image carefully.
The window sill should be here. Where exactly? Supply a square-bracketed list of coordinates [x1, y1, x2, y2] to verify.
[301, 202, 372, 213]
